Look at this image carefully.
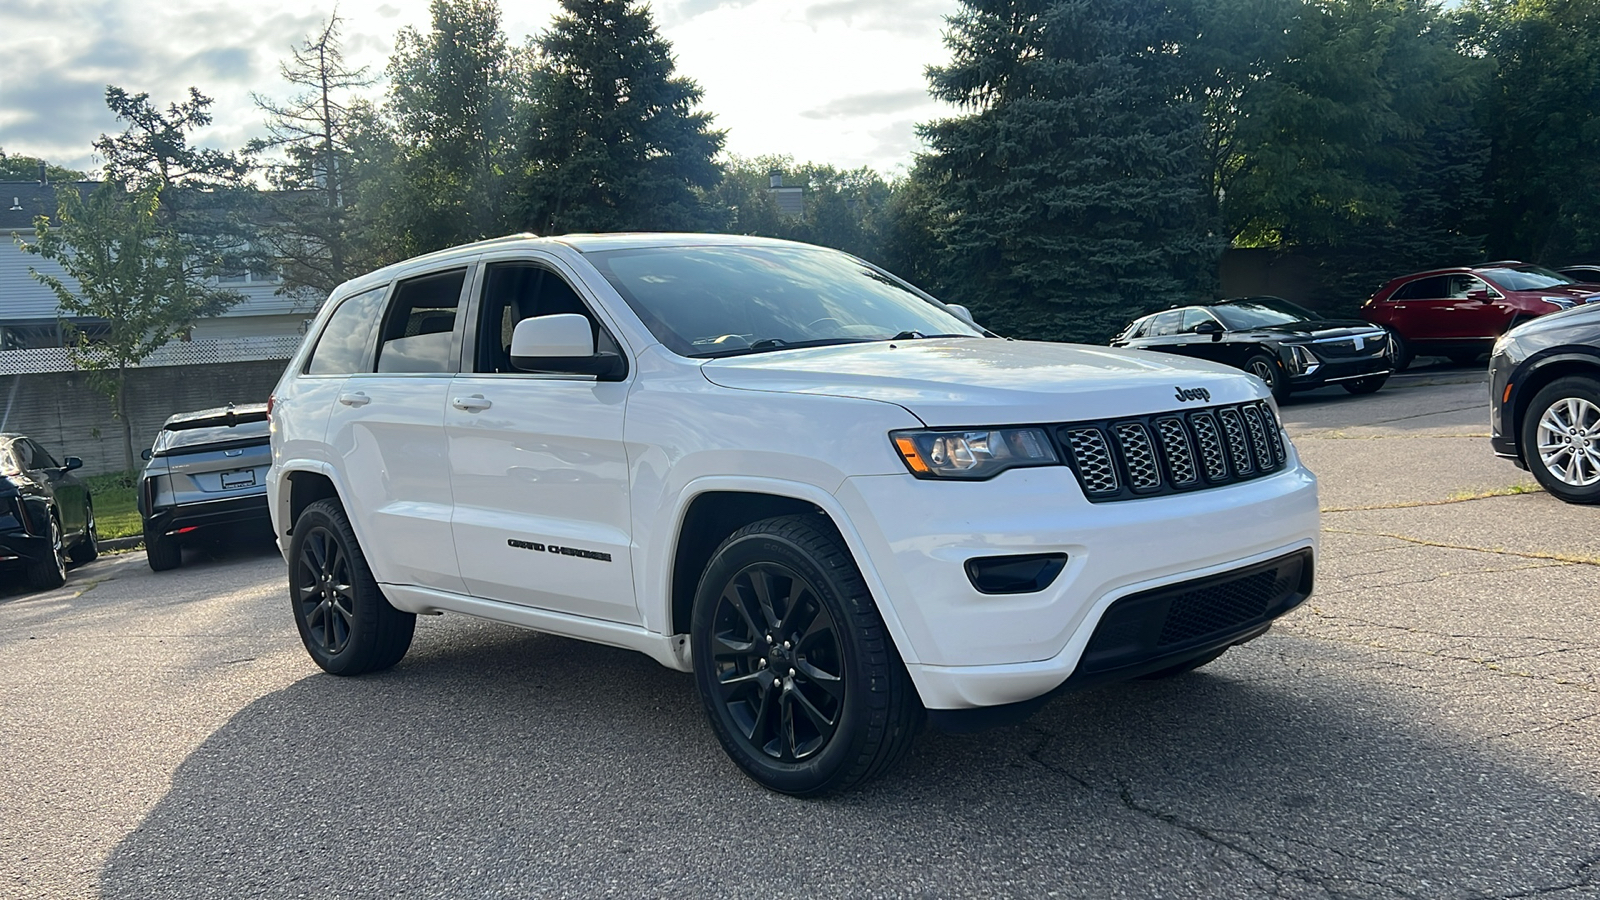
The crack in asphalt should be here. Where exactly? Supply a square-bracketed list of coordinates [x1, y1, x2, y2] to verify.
[1305, 563, 1575, 598]
[1320, 528, 1600, 567]
[1271, 626, 1600, 692]
[1321, 488, 1540, 513]
[1495, 849, 1600, 898]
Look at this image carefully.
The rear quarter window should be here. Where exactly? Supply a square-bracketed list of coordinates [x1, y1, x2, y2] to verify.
[306, 286, 388, 376]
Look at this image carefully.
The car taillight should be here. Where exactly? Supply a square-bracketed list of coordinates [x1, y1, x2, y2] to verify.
[266, 394, 275, 416]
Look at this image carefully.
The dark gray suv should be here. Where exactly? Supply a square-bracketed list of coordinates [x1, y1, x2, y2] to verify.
[138, 404, 272, 570]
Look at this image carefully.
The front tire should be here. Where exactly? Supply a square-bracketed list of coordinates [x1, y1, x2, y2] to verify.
[691, 515, 922, 795]
[1522, 377, 1600, 504]
[289, 498, 415, 675]
[68, 497, 99, 565]
[1245, 354, 1291, 401]
[25, 513, 68, 591]
[1343, 374, 1388, 395]
[1386, 329, 1413, 372]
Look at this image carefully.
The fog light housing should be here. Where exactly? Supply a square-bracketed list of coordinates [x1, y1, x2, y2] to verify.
[964, 552, 1069, 594]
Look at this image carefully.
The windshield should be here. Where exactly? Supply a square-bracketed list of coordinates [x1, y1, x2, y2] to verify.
[154, 419, 271, 454]
[1210, 298, 1321, 330]
[585, 244, 983, 358]
[1480, 266, 1574, 291]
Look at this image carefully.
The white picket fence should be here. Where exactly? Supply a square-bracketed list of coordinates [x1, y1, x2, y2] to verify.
[0, 335, 304, 376]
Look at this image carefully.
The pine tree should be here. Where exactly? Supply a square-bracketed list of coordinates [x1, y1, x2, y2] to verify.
[917, 0, 1222, 343]
[383, 0, 524, 253]
[518, 0, 723, 234]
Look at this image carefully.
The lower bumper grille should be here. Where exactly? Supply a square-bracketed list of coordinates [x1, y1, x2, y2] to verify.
[1075, 549, 1314, 679]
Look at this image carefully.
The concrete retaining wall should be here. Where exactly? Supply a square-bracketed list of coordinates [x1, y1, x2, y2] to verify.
[0, 360, 288, 475]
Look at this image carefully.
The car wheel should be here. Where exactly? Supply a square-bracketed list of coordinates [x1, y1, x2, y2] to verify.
[25, 513, 68, 591]
[691, 515, 923, 795]
[1521, 376, 1600, 504]
[1385, 329, 1413, 372]
[1343, 374, 1388, 395]
[1244, 355, 1291, 401]
[144, 527, 182, 571]
[68, 496, 99, 565]
[1138, 647, 1228, 680]
[289, 498, 415, 675]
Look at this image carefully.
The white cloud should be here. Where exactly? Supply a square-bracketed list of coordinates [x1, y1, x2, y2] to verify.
[0, 0, 959, 178]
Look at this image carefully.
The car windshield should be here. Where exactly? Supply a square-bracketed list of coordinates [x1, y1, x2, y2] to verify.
[1209, 298, 1322, 330]
[584, 244, 983, 358]
[1480, 266, 1574, 291]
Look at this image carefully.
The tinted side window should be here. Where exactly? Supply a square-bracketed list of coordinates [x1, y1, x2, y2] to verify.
[25, 440, 58, 469]
[376, 269, 467, 374]
[306, 286, 387, 376]
[1147, 311, 1183, 337]
[10, 440, 33, 470]
[1393, 276, 1449, 300]
[474, 262, 620, 374]
[1179, 309, 1219, 333]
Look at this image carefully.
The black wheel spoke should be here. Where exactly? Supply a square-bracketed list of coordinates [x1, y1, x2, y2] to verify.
[795, 659, 844, 700]
[748, 569, 782, 629]
[723, 584, 763, 639]
[713, 632, 757, 656]
[779, 690, 797, 759]
[790, 686, 837, 731]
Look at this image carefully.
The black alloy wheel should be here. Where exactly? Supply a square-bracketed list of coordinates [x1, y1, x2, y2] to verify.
[25, 513, 68, 591]
[692, 515, 922, 795]
[288, 498, 415, 675]
[1343, 374, 1388, 395]
[708, 560, 846, 763]
[1245, 354, 1290, 401]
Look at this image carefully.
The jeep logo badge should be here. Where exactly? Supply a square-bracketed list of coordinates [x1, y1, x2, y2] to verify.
[1174, 386, 1211, 403]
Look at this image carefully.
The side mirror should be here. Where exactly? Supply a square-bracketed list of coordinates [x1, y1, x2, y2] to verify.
[1466, 290, 1491, 303]
[141, 448, 153, 461]
[63, 456, 83, 472]
[510, 313, 626, 380]
[1195, 320, 1224, 334]
[946, 303, 980, 328]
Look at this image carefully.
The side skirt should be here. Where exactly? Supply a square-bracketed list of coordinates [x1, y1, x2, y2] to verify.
[380, 583, 692, 672]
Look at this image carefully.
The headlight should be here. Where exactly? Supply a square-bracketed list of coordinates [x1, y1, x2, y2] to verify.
[891, 427, 1058, 480]
[1287, 344, 1321, 375]
[1492, 334, 1512, 357]
[1541, 296, 1576, 310]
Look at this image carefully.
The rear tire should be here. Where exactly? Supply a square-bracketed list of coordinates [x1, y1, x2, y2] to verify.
[289, 498, 415, 675]
[25, 514, 68, 591]
[691, 515, 923, 795]
[1521, 376, 1600, 504]
[1343, 374, 1388, 395]
[1385, 330, 1413, 372]
[144, 529, 182, 571]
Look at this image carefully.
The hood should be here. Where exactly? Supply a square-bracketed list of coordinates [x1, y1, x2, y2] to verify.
[1247, 319, 1383, 339]
[699, 338, 1267, 426]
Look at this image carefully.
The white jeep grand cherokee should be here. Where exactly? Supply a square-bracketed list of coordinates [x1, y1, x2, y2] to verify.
[267, 233, 1319, 795]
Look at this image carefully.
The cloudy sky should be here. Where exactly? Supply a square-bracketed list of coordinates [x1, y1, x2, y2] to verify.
[0, 0, 961, 180]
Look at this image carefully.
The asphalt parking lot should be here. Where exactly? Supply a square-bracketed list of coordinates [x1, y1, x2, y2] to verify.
[2, 364, 1596, 900]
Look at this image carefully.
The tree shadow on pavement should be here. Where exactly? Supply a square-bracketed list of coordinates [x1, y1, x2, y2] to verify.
[99, 628, 1599, 899]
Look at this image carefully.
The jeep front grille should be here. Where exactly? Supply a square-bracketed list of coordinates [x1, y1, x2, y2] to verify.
[1056, 400, 1288, 503]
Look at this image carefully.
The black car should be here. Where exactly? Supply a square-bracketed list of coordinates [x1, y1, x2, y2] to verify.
[1112, 297, 1393, 399]
[138, 404, 272, 570]
[0, 434, 97, 591]
[1489, 303, 1600, 503]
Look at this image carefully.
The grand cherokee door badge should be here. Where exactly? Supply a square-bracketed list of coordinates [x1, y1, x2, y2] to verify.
[508, 538, 613, 562]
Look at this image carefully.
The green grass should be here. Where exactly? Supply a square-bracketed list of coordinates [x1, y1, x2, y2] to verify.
[83, 472, 142, 540]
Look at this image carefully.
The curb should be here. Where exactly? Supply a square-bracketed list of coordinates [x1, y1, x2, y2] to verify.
[99, 536, 144, 553]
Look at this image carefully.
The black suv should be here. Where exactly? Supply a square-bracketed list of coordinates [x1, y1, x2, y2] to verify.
[0, 434, 97, 591]
[1490, 303, 1600, 503]
[138, 404, 272, 570]
[1113, 297, 1393, 399]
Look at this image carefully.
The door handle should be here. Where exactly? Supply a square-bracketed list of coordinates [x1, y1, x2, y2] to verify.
[452, 394, 492, 412]
[338, 391, 370, 407]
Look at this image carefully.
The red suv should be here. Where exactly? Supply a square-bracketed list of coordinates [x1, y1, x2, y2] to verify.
[1361, 262, 1600, 368]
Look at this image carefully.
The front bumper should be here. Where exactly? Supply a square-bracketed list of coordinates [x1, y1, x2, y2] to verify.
[836, 458, 1319, 710]
[0, 530, 52, 565]
[1287, 357, 1391, 390]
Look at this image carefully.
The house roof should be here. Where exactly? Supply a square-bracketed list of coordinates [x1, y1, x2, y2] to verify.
[0, 180, 99, 232]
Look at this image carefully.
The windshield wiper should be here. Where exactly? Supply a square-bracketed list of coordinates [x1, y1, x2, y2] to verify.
[886, 331, 978, 341]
